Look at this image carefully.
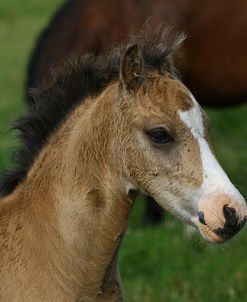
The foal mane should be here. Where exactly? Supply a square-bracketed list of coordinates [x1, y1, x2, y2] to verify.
[0, 28, 185, 197]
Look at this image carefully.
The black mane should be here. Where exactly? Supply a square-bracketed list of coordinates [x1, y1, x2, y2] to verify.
[0, 29, 185, 197]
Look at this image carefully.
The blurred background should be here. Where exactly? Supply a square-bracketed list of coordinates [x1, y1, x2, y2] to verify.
[0, 0, 246, 301]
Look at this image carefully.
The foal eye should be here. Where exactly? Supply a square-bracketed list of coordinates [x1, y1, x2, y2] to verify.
[146, 127, 173, 144]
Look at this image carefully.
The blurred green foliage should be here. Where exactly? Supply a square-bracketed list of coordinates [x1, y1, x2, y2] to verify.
[0, 1, 246, 301]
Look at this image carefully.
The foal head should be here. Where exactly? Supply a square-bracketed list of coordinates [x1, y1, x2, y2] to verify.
[112, 43, 247, 243]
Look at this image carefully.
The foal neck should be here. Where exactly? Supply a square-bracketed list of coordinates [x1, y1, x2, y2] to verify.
[23, 85, 135, 299]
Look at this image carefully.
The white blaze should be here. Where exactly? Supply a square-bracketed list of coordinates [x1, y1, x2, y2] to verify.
[178, 94, 245, 205]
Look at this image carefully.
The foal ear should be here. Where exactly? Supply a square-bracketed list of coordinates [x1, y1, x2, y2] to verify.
[120, 43, 144, 91]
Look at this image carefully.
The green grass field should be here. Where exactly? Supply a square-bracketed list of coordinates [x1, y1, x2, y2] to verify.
[0, 1, 246, 301]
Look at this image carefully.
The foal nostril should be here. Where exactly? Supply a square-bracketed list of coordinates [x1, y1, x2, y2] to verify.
[198, 211, 206, 225]
[214, 206, 246, 240]
[223, 205, 238, 227]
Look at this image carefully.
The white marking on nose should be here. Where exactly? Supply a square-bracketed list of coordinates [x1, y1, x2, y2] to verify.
[178, 93, 245, 206]
[179, 94, 204, 137]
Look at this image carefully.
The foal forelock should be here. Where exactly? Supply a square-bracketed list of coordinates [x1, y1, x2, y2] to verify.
[178, 93, 243, 201]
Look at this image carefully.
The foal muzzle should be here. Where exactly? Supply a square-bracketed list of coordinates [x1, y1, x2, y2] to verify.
[195, 192, 247, 243]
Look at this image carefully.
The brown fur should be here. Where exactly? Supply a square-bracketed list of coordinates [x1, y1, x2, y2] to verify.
[27, 0, 247, 107]
[0, 64, 205, 300]
[1, 42, 246, 300]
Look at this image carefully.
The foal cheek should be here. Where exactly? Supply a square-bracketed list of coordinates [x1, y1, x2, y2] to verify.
[177, 140, 203, 192]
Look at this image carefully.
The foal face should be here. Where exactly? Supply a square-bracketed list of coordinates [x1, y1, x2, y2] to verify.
[116, 45, 246, 243]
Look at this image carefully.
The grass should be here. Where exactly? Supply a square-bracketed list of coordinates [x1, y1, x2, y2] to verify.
[0, 1, 246, 301]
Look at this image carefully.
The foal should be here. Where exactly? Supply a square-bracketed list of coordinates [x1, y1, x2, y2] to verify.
[0, 31, 246, 301]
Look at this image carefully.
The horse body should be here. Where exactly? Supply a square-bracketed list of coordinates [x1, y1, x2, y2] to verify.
[27, 0, 247, 107]
[1, 31, 246, 301]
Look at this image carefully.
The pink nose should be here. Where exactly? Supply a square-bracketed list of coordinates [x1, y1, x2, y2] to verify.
[199, 206, 246, 240]
[197, 192, 247, 242]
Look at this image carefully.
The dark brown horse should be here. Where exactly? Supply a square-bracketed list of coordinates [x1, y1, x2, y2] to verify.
[27, 0, 247, 107]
